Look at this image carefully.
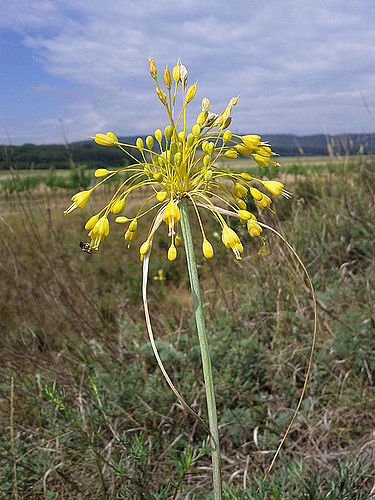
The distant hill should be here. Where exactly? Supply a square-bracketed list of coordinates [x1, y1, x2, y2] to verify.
[1, 133, 374, 170]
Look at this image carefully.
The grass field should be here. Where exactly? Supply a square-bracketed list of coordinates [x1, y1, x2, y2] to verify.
[0, 157, 374, 498]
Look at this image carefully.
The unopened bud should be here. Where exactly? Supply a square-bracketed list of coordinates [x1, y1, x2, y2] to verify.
[163, 66, 171, 89]
[146, 135, 154, 150]
[202, 97, 210, 112]
[168, 244, 177, 261]
[95, 168, 110, 178]
[179, 63, 188, 83]
[156, 87, 167, 105]
[164, 125, 173, 141]
[192, 124, 201, 137]
[156, 191, 168, 202]
[153, 172, 163, 183]
[186, 133, 194, 147]
[223, 130, 232, 144]
[203, 155, 210, 168]
[197, 111, 208, 126]
[172, 64, 180, 83]
[185, 84, 197, 103]
[136, 137, 144, 151]
[148, 57, 157, 79]
[202, 239, 214, 259]
[204, 170, 213, 182]
[174, 152, 182, 166]
[155, 129, 163, 143]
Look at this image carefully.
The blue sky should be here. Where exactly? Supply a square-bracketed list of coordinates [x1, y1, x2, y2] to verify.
[1, 0, 375, 144]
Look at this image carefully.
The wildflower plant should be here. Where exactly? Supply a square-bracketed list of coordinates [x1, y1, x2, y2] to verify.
[65, 57, 316, 498]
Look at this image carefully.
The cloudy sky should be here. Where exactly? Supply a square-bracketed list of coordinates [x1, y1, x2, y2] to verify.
[1, 0, 375, 144]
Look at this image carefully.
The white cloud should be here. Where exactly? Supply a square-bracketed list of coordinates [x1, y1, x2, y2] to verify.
[1, 0, 375, 143]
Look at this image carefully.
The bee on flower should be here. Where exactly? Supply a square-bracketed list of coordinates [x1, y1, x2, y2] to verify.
[65, 57, 291, 261]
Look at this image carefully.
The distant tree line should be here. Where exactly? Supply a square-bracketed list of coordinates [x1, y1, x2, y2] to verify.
[1, 134, 374, 170]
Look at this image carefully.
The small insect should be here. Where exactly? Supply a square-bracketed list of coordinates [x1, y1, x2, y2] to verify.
[79, 241, 92, 254]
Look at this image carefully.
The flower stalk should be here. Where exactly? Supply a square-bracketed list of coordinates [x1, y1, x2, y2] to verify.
[180, 201, 222, 499]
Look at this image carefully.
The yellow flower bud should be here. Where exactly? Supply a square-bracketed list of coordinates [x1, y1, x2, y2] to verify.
[136, 137, 144, 151]
[85, 214, 99, 230]
[111, 198, 125, 215]
[164, 125, 173, 141]
[235, 143, 253, 156]
[224, 149, 238, 159]
[202, 239, 214, 259]
[247, 220, 262, 238]
[155, 129, 163, 143]
[192, 124, 201, 137]
[203, 155, 210, 168]
[174, 152, 182, 166]
[242, 134, 261, 150]
[129, 219, 138, 232]
[263, 180, 284, 196]
[156, 87, 167, 105]
[252, 153, 271, 168]
[197, 111, 208, 126]
[185, 84, 197, 103]
[221, 225, 242, 260]
[241, 172, 252, 181]
[156, 191, 168, 202]
[178, 131, 185, 142]
[256, 194, 272, 208]
[223, 130, 232, 144]
[95, 168, 110, 178]
[208, 142, 214, 156]
[140, 240, 150, 256]
[71, 190, 91, 208]
[238, 210, 252, 222]
[146, 135, 154, 150]
[168, 244, 177, 261]
[233, 182, 247, 198]
[237, 199, 247, 210]
[187, 133, 194, 147]
[148, 57, 157, 79]
[115, 216, 130, 224]
[172, 64, 180, 83]
[256, 146, 272, 157]
[163, 65, 171, 89]
[153, 172, 163, 183]
[202, 97, 210, 112]
[93, 133, 116, 147]
[250, 187, 263, 201]
[175, 235, 182, 247]
[204, 170, 213, 182]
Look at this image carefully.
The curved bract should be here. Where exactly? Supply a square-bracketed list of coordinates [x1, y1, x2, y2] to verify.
[64, 57, 291, 260]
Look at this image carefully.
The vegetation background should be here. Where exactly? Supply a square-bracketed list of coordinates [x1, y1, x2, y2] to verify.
[0, 146, 374, 498]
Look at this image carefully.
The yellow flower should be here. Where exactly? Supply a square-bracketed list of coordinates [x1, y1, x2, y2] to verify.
[65, 57, 288, 256]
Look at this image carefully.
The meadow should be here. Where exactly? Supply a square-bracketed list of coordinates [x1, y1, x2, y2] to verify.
[0, 156, 374, 498]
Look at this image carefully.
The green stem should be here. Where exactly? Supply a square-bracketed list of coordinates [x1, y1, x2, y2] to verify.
[180, 201, 222, 499]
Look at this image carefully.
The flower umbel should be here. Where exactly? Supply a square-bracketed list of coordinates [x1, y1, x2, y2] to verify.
[65, 57, 290, 261]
